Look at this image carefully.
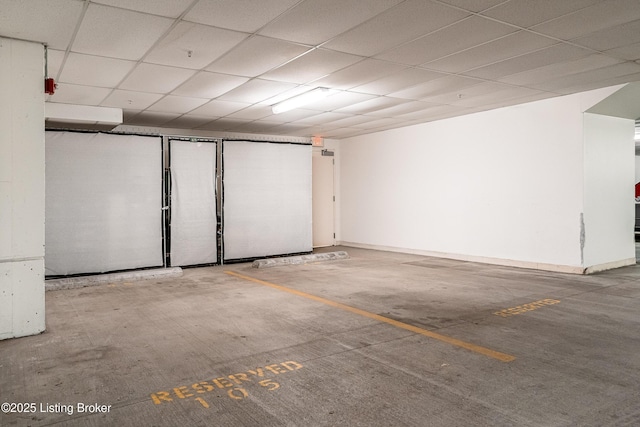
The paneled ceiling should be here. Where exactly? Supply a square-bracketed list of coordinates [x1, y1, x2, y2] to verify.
[2, 0, 640, 138]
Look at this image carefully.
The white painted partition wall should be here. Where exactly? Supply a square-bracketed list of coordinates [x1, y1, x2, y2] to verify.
[0, 38, 45, 339]
[339, 86, 634, 273]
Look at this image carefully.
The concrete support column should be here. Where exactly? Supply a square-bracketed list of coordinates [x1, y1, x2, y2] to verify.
[0, 38, 46, 339]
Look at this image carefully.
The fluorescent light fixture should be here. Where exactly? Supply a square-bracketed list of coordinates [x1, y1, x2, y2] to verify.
[272, 87, 330, 114]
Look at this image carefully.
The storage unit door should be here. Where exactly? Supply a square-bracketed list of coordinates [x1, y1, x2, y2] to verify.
[223, 141, 312, 261]
[168, 139, 218, 266]
[45, 131, 163, 276]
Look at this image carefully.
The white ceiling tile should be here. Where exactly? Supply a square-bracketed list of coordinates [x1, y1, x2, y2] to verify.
[394, 104, 470, 121]
[172, 72, 249, 98]
[0, 0, 84, 49]
[327, 115, 382, 128]
[72, 3, 173, 60]
[47, 83, 112, 105]
[322, 128, 370, 139]
[363, 101, 441, 118]
[207, 36, 311, 77]
[230, 121, 281, 134]
[462, 43, 593, 80]
[164, 115, 218, 129]
[296, 112, 353, 125]
[262, 108, 323, 123]
[431, 0, 505, 13]
[119, 63, 196, 93]
[391, 75, 483, 100]
[421, 82, 513, 105]
[144, 22, 248, 69]
[226, 105, 274, 120]
[423, 31, 558, 73]
[46, 49, 66, 80]
[449, 85, 542, 107]
[184, 0, 300, 33]
[335, 96, 406, 114]
[376, 16, 517, 65]
[312, 59, 407, 90]
[481, 0, 602, 28]
[127, 111, 179, 126]
[197, 118, 248, 131]
[59, 53, 136, 87]
[304, 91, 378, 111]
[261, 49, 364, 84]
[605, 42, 640, 61]
[218, 79, 298, 103]
[572, 20, 640, 52]
[352, 68, 445, 95]
[265, 123, 317, 136]
[190, 100, 251, 117]
[530, 62, 640, 92]
[259, 0, 402, 45]
[499, 54, 623, 86]
[147, 95, 209, 114]
[259, 85, 318, 106]
[323, 0, 470, 56]
[532, 0, 640, 40]
[101, 89, 164, 109]
[91, 0, 194, 18]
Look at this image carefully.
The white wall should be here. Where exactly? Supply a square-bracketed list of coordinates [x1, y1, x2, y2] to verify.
[582, 113, 635, 271]
[0, 38, 45, 339]
[340, 88, 624, 273]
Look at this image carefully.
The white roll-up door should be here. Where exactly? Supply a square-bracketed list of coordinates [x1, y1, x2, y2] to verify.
[223, 141, 312, 260]
[169, 139, 218, 266]
[45, 131, 163, 276]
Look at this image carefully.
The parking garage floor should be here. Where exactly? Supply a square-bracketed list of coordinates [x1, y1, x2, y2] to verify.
[2, 246, 640, 426]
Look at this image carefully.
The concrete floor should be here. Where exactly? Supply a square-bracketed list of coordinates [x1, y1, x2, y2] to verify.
[2, 246, 640, 426]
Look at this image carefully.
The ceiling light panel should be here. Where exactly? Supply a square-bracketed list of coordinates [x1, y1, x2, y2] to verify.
[423, 31, 558, 74]
[206, 36, 311, 77]
[144, 22, 248, 70]
[101, 89, 164, 110]
[59, 53, 136, 87]
[353, 68, 445, 96]
[324, 0, 470, 57]
[171, 72, 249, 99]
[532, 0, 640, 40]
[91, 0, 195, 18]
[480, 0, 602, 28]
[119, 63, 196, 93]
[376, 16, 517, 65]
[147, 95, 209, 114]
[311, 59, 407, 90]
[0, 0, 84, 49]
[184, 0, 301, 33]
[259, 0, 402, 45]
[261, 49, 364, 84]
[71, 3, 173, 60]
[217, 79, 298, 103]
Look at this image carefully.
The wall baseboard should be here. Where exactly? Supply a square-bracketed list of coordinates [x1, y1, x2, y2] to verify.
[337, 241, 635, 274]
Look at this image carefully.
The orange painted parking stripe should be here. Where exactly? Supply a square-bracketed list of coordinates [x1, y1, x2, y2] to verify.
[225, 270, 515, 363]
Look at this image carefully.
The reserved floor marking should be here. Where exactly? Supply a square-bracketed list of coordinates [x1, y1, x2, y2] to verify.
[494, 299, 560, 318]
[224, 271, 515, 363]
